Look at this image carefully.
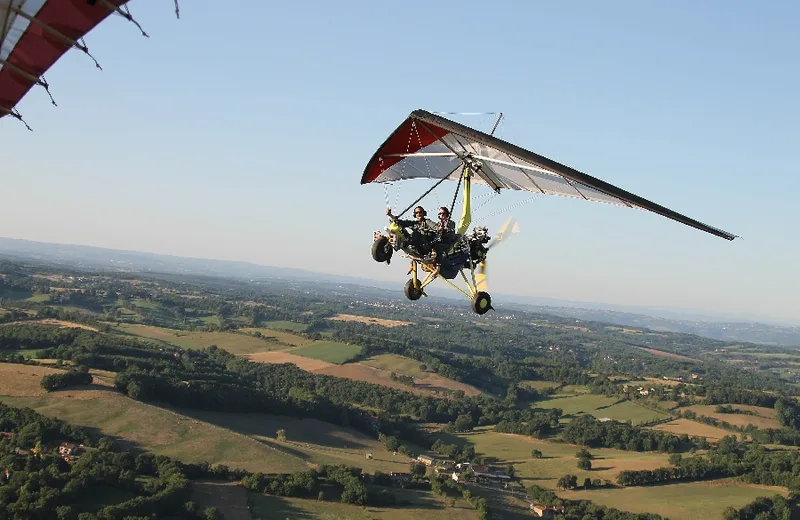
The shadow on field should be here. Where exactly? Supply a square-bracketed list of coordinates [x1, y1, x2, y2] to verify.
[171, 407, 374, 450]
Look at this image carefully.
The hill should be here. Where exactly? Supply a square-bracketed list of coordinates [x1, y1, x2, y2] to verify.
[3, 236, 799, 344]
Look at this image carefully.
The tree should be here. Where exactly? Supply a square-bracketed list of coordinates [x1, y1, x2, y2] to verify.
[454, 414, 473, 432]
[531, 449, 543, 458]
[410, 462, 427, 478]
[576, 448, 593, 460]
[277, 429, 287, 442]
[577, 459, 592, 470]
[557, 474, 578, 490]
[203, 507, 223, 520]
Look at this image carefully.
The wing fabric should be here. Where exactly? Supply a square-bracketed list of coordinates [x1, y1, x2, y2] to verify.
[1, 0, 178, 128]
[361, 110, 737, 241]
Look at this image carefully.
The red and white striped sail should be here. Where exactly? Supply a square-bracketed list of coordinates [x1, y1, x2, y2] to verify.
[362, 110, 738, 241]
[0, 0, 178, 128]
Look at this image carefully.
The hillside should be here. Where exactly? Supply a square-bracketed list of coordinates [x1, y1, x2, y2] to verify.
[3, 236, 798, 345]
[1, 258, 800, 519]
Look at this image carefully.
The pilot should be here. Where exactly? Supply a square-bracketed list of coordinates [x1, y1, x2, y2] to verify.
[386, 206, 437, 256]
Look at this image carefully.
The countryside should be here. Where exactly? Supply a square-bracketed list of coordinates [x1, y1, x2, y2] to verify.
[1, 259, 799, 519]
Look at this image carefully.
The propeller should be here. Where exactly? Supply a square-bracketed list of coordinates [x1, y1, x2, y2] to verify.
[475, 217, 519, 293]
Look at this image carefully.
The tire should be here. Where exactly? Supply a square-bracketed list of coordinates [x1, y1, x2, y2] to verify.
[371, 236, 393, 263]
[404, 279, 423, 301]
[471, 291, 492, 314]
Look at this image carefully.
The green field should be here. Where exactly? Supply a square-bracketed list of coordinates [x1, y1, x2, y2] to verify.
[113, 324, 283, 355]
[131, 298, 160, 310]
[519, 380, 560, 391]
[250, 488, 477, 520]
[532, 387, 669, 425]
[535, 393, 619, 416]
[591, 400, 670, 425]
[0, 388, 412, 475]
[264, 320, 309, 332]
[290, 341, 363, 364]
[238, 327, 312, 346]
[362, 353, 428, 376]
[678, 404, 780, 430]
[456, 428, 672, 489]
[566, 479, 787, 520]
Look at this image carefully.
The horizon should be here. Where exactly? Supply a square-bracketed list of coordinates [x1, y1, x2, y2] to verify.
[2, 1, 798, 326]
[2, 234, 798, 330]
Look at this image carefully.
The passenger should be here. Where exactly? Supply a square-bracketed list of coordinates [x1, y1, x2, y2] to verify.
[426, 207, 458, 263]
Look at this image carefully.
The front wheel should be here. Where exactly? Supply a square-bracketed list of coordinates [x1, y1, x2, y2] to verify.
[372, 236, 393, 263]
[471, 291, 492, 314]
[404, 279, 423, 301]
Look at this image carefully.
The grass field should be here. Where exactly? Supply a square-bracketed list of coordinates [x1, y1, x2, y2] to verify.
[263, 320, 309, 332]
[532, 386, 669, 425]
[238, 327, 313, 346]
[290, 341, 363, 364]
[0, 319, 99, 332]
[0, 361, 415, 475]
[635, 347, 697, 362]
[0, 390, 310, 474]
[250, 488, 476, 520]
[359, 354, 482, 396]
[566, 479, 787, 520]
[519, 380, 559, 392]
[113, 324, 282, 355]
[0, 363, 65, 396]
[591, 400, 670, 425]
[535, 393, 620, 416]
[648, 418, 734, 441]
[192, 481, 250, 520]
[457, 428, 672, 489]
[0, 388, 413, 474]
[327, 313, 412, 328]
[679, 404, 781, 430]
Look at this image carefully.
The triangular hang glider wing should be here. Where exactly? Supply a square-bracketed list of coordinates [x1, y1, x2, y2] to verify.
[361, 109, 738, 241]
[0, 0, 180, 130]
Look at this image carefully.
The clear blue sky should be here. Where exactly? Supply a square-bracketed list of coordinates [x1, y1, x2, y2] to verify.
[1, 1, 798, 324]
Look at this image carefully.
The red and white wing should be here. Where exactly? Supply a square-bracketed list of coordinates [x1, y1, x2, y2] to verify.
[361, 110, 737, 241]
[0, 0, 178, 129]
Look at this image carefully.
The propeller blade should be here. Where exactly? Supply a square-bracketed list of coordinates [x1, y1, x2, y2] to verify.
[476, 260, 489, 293]
[486, 217, 520, 251]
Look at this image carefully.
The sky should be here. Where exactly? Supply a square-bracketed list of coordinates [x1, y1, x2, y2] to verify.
[1, 1, 799, 325]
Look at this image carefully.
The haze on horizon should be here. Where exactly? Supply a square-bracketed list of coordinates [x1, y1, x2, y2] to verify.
[1, 1, 798, 325]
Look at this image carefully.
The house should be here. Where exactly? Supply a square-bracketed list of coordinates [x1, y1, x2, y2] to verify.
[530, 504, 566, 518]
[473, 470, 511, 481]
[416, 455, 435, 466]
[59, 443, 78, 456]
[389, 472, 411, 484]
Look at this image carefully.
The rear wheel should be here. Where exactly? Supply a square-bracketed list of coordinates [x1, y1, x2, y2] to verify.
[471, 291, 492, 314]
[371, 236, 393, 263]
[404, 279, 423, 300]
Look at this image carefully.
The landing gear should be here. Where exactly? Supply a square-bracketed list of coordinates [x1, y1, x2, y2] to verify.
[371, 235, 393, 263]
[404, 279, 423, 300]
[471, 291, 492, 315]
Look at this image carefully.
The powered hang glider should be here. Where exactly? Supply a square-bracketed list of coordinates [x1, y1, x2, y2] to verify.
[0, 0, 181, 130]
[363, 109, 738, 315]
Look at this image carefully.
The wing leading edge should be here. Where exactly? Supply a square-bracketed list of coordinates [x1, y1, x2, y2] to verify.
[361, 109, 737, 241]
